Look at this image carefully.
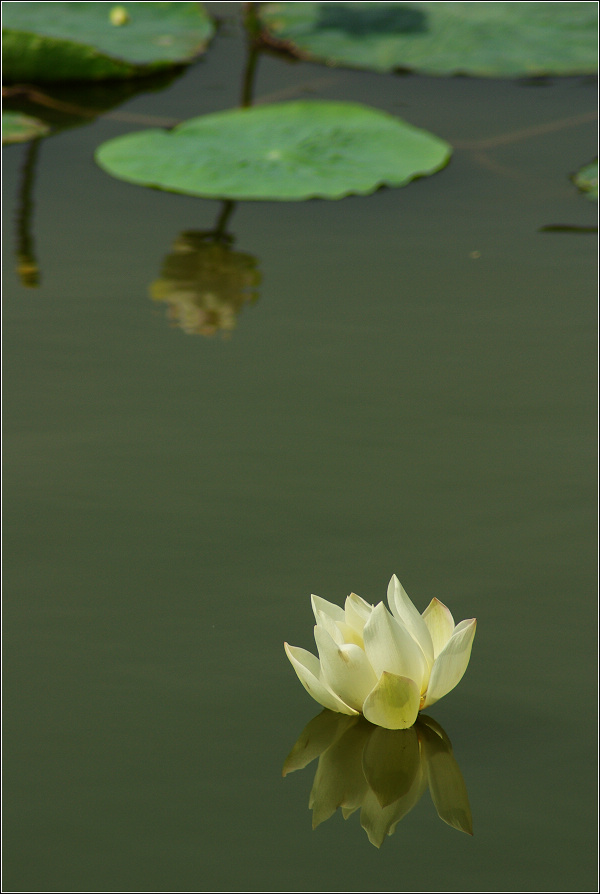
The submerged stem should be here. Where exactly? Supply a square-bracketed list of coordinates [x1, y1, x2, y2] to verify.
[16, 137, 41, 287]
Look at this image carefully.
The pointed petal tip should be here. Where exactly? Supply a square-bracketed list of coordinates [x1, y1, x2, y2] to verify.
[453, 815, 474, 836]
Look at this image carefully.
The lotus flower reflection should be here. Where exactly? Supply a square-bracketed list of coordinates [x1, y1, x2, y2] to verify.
[285, 575, 476, 730]
[283, 710, 473, 845]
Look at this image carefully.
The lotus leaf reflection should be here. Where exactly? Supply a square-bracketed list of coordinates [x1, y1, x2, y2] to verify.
[285, 575, 476, 729]
[283, 710, 472, 846]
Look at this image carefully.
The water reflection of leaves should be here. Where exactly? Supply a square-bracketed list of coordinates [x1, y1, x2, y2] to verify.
[2, 73, 183, 137]
[283, 710, 472, 847]
[150, 231, 261, 337]
[4, 73, 185, 289]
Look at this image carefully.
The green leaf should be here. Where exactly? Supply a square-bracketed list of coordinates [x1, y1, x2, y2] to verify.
[95, 100, 452, 201]
[2, 110, 50, 144]
[2, 1, 214, 82]
[572, 160, 598, 201]
[258, 1, 598, 77]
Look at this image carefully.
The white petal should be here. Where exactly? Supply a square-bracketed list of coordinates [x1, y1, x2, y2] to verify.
[311, 594, 345, 625]
[363, 602, 427, 688]
[423, 618, 476, 707]
[313, 607, 344, 644]
[315, 626, 378, 711]
[422, 598, 455, 659]
[344, 592, 373, 637]
[336, 621, 364, 648]
[312, 594, 363, 646]
[284, 643, 358, 715]
[314, 607, 362, 647]
[362, 672, 421, 730]
[453, 618, 476, 635]
[387, 575, 434, 666]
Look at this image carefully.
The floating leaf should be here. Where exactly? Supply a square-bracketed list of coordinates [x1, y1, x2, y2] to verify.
[95, 100, 451, 201]
[258, 1, 598, 77]
[2, 1, 214, 82]
[2, 110, 50, 144]
[572, 160, 598, 200]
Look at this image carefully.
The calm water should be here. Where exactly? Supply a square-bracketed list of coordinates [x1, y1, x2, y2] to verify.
[3, 5, 597, 891]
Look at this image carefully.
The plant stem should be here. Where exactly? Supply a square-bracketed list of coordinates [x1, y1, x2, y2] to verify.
[241, 2, 261, 108]
[16, 137, 41, 287]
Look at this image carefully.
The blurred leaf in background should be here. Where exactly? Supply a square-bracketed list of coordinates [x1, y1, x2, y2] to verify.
[2, 1, 215, 82]
[258, 1, 598, 77]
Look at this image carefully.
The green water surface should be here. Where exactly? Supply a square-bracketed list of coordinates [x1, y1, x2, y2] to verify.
[2, 5, 597, 891]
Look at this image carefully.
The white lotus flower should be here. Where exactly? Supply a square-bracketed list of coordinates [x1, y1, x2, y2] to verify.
[285, 575, 476, 730]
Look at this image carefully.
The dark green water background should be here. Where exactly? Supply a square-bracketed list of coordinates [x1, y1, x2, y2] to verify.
[3, 4, 597, 891]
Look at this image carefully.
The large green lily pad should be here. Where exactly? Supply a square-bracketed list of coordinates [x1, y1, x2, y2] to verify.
[2, 1, 214, 82]
[258, 2, 598, 77]
[95, 100, 452, 201]
[2, 111, 50, 144]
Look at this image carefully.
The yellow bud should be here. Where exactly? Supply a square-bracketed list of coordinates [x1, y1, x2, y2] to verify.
[109, 6, 129, 26]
